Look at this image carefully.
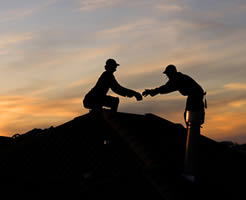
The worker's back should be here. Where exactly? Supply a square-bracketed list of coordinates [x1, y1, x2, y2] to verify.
[171, 72, 204, 96]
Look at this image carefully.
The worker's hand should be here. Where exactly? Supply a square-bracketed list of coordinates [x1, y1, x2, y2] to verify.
[126, 91, 142, 101]
[142, 89, 157, 97]
[142, 89, 150, 97]
[134, 92, 143, 101]
[142, 89, 154, 97]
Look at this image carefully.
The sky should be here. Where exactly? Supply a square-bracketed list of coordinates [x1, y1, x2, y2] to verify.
[0, 0, 246, 143]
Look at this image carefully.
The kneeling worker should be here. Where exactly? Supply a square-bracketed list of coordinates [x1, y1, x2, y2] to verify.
[83, 58, 142, 112]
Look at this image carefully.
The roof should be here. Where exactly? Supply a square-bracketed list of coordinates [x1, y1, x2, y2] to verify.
[0, 109, 245, 199]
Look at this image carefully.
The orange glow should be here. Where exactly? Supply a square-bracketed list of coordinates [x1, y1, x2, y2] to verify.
[224, 83, 246, 90]
[0, 95, 87, 137]
[152, 102, 246, 143]
[200, 109, 246, 142]
[1, 92, 246, 144]
[229, 100, 246, 108]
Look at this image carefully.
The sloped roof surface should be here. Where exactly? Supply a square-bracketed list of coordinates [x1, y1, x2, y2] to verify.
[0, 109, 245, 199]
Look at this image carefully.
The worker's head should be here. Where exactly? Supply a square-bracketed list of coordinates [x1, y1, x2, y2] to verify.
[163, 64, 177, 78]
[105, 58, 120, 72]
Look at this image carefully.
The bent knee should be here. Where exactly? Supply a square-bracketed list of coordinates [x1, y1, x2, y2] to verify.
[83, 98, 91, 109]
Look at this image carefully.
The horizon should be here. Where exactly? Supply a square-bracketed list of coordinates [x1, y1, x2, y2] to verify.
[0, 0, 246, 144]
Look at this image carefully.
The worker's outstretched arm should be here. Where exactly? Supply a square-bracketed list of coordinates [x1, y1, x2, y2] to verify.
[142, 81, 177, 97]
[111, 76, 142, 101]
[126, 90, 143, 101]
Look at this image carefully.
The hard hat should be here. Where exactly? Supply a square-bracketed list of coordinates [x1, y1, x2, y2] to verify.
[163, 64, 177, 74]
[105, 58, 120, 67]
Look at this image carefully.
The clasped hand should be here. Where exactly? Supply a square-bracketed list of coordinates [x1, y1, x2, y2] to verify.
[128, 91, 142, 101]
[142, 89, 156, 97]
[134, 92, 143, 101]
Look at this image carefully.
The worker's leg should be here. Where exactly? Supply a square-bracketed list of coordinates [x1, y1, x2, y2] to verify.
[103, 96, 119, 112]
[184, 95, 204, 182]
[83, 94, 103, 111]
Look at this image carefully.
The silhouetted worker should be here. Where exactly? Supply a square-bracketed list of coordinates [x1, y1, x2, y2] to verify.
[83, 58, 142, 112]
[142, 64, 207, 183]
[142, 64, 206, 122]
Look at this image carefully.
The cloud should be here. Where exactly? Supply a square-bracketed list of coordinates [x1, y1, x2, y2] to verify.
[66, 77, 95, 90]
[77, 0, 153, 11]
[239, 3, 246, 11]
[5, 31, 121, 73]
[205, 88, 246, 109]
[0, 33, 34, 50]
[217, 1, 246, 14]
[224, 83, 246, 91]
[193, 86, 246, 143]
[229, 100, 246, 108]
[155, 2, 184, 12]
[96, 19, 154, 40]
[77, 0, 186, 12]
[4, 79, 59, 96]
[203, 108, 246, 142]
[78, 0, 121, 11]
[0, 0, 58, 24]
[0, 8, 37, 24]
[0, 94, 85, 136]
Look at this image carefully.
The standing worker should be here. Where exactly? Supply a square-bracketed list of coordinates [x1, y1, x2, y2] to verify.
[142, 64, 207, 182]
[83, 58, 142, 112]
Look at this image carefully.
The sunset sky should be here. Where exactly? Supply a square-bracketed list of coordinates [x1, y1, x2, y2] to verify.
[0, 0, 246, 143]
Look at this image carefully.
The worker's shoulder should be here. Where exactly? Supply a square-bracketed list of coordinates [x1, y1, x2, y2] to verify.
[177, 72, 194, 81]
[100, 71, 113, 78]
[177, 72, 189, 77]
[98, 71, 115, 83]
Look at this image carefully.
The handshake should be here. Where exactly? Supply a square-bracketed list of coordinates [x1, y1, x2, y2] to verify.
[142, 89, 158, 97]
[129, 89, 158, 101]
